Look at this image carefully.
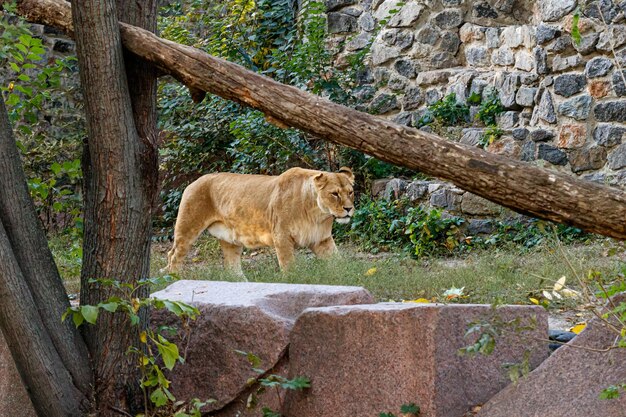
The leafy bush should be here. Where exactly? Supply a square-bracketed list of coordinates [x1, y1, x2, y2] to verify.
[476, 91, 504, 126]
[1, 4, 85, 235]
[418, 93, 470, 127]
[340, 196, 465, 257]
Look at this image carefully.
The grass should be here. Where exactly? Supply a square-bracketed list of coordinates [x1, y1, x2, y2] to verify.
[50, 232, 625, 311]
[147, 234, 625, 305]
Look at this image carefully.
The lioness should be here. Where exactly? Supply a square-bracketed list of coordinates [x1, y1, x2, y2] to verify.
[165, 167, 355, 275]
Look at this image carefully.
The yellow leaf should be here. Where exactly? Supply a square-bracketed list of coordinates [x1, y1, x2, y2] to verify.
[403, 298, 430, 304]
[553, 276, 566, 291]
[529, 297, 539, 305]
[561, 288, 581, 298]
[570, 322, 586, 334]
[140, 331, 147, 344]
[364, 267, 377, 276]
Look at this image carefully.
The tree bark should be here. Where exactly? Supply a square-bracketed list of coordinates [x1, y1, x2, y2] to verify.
[0, 97, 89, 416]
[71, 0, 157, 414]
[13, 0, 626, 240]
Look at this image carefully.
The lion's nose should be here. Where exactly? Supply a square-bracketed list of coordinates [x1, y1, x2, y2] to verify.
[344, 207, 353, 213]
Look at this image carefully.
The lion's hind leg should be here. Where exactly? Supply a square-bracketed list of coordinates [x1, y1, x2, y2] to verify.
[164, 206, 212, 273]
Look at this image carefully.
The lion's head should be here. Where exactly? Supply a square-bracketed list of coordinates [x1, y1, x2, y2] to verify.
[313, 167, 355, 224]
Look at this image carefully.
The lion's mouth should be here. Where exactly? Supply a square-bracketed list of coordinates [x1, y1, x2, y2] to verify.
[335, 215, 351, 224]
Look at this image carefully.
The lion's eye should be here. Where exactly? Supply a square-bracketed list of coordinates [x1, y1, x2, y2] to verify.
[331, 192, 340, 198]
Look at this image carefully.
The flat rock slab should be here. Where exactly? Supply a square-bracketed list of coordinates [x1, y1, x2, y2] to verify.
[0, 331, 36, 417]
[476, 316, 626, 417]
[285, 303, 548, 417]
[151, 280, 374, 412]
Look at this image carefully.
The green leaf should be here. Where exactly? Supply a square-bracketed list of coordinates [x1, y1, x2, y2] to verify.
[280, 375, 310, 390]
[14, 43, 28, 54]
[150, 387, 169, 407]
[9, 62, 19, 72]
[400, 403, 420, 414]
[80, 305, 99, 325]
[99, 301, 119, 313]
[6, 93, 20, 107]
[156, 337, 180, 370]
[571, 10, 581, 46]
[18, 34, 32, 47]
[72, 311, 84, 328]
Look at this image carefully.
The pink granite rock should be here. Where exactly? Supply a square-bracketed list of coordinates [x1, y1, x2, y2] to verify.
[284, 303, 548, 417]
[0, 331, 36, 417]
[476, 316, 626, 417]
[151, 280, 374, 414]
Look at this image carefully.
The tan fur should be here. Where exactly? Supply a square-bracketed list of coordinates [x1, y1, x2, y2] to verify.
[165, 167, 355, 275]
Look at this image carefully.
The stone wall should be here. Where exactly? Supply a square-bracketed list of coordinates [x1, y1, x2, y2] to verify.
[326, 0, 626, 188]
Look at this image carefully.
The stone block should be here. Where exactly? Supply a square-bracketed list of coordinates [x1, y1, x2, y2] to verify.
[402, 87, 423, 110]
[536, 24, 560, 45]
[371, 178, 391, 197]
[432, 8, 463, 29]
[327, 12, 358, 33]
[491, 46, 515, 66]
[476, 315, 626, 417]
[608, 143, 626, 169]
[285, 303, 549, 417]
[557, 95, 592, 120]
[388, 2, 424, 27]
[384, 178, 408, 200]
[515, 87, 537, 107]
[0, 332, 36, 417]
[461, 128, 484, 147]
[589, 80, 611, 98]
[459, 23, 485, 43]
[557, 123, 588, 149]
[594, 101, 626, 122]
[430, 188, 462, 210]
[540, 0, 577, 22]
[151, 281, 374, 413]
[520, 140, 536, 161]
[569, 146, 608, 173]
[585, 56, 613, 78]
[371, 41, 401, 65]
[530, 89, 556, 125]
[573, 33, 599, 55]
[551, 54, 583, 72]
[369, 93, 399, 114]
[538, 143, 568, 165]
[553, 73, 586, 97]
[405, 181, 429, 201]
[325, 0, 357, 12]
[461, 192, 501, 215]
[465, 46, 491, 67]
[613, 69, 626, 96]
[487, 136, 521, 158]
[593, 124, 626, 147]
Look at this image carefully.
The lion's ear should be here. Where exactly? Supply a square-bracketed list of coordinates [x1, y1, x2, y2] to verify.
[338, 167, 355, 185]
[313, 173, 327, 189]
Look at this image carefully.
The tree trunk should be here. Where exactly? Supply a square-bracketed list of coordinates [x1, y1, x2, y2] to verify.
[0, 97, 89, 416]
[71, 0, 158, 414]
[12, 0, 626, 240]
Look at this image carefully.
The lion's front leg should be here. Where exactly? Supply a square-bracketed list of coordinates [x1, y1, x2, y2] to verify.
[219, 240, 246, 279]
[310, 236, 337, 259]
[273, 234, 295, 271]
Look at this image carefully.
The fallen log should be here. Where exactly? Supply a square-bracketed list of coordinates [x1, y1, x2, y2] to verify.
[9, 0, 626, 240]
